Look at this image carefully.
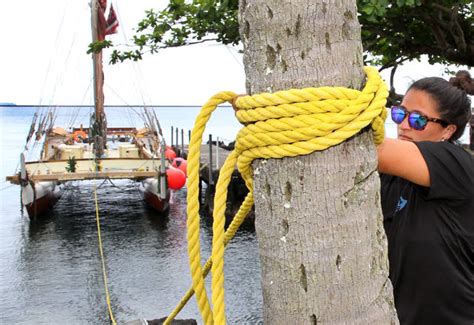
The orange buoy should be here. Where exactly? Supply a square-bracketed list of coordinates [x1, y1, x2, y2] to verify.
[165, 148, 177, 160]
[172, 157, 187, 176]
[72, 130, 88, 142]
[166, 167, 186, 190]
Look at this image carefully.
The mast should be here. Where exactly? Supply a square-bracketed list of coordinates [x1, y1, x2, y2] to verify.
[91, 0, 107, 159]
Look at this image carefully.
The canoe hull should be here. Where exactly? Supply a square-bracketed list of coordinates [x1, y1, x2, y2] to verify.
[139, 178, 170, 213]
[22, 181, 62, 218]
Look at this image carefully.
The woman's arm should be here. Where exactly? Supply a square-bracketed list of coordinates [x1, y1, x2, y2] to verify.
[377, 138, 431, 186]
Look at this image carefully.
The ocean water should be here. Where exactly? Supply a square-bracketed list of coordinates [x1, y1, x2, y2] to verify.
[0, 106, 261, 325]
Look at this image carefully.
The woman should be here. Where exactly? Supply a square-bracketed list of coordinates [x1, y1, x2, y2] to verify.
[377, 71, 474, 324]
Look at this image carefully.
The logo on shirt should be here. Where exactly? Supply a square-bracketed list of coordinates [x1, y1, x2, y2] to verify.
[395, 196, 407, 213]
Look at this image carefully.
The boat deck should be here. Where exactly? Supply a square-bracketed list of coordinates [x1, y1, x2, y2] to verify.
[6, 157, 163, 184]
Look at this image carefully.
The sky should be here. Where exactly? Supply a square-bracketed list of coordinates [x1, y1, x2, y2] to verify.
[0, 0, 246, 106]
[0, 0, 470, 106]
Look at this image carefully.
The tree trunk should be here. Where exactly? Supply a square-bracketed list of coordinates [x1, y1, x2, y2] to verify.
[238, 1, 398, 323]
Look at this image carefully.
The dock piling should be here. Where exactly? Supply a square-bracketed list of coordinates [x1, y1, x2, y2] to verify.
[175, 128, 179, 150]
[165, 128, 252, 224]
[181, 129, 185, 157]
[208, 134, 213, 186]
[216, 137, 219, 169]
[171, 126, 174, 147]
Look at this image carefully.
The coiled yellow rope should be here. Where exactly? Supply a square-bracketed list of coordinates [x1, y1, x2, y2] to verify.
[166, 66, 388, 324]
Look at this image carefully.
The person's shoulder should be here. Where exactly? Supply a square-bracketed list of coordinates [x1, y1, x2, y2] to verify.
[415, 141, 474, 199]
[415, 140, 466, 152]
[415, 141, 473, 167]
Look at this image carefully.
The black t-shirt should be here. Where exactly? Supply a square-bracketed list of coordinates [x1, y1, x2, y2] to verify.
[380, 141, 474, 325]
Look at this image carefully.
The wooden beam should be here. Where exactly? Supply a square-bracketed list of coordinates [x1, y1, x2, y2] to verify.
[6, 170, 158, 184]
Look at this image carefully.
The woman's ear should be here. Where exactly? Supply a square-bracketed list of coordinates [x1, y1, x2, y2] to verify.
[443, 124, 457, 141]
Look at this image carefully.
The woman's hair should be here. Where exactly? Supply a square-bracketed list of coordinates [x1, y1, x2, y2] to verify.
[407, 70, 473, 141]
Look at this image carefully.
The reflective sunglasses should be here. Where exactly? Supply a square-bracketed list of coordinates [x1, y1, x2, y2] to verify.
[390, 105, 449, 131]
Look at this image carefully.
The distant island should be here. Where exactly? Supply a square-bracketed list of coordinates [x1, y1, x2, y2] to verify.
[0, 102, 16, 106]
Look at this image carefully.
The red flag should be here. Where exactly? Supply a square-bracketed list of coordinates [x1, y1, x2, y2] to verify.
[97, 1, 119, 41]
[105, 4, 119, 36]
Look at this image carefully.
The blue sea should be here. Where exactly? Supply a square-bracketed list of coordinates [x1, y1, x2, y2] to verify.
[0, 105, 260, 325]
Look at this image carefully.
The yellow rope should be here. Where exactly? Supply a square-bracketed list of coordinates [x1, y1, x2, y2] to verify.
[167, 66, 388, 324]
[93, 180, 117, 325]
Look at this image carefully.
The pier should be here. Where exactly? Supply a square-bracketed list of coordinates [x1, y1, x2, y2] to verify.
[169, 127, 252, 226]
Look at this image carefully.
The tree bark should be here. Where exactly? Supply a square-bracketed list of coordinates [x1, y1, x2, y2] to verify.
[238, 1, 398, 323]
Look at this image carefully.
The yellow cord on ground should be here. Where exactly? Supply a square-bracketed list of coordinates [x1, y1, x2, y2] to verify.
[166, 66, 388, 324]
[93, 180, 117, 325]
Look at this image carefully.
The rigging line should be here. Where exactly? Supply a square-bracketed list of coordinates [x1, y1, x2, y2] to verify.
[45, 4, 83, 107]
[48, 28, 79, 106]
[12, 160, 20, 174]
[65, 86, 88, 128]
[114, 1, 153, 108]
[128, 106, 138, 128]
[49, 107, 58, 130]
[93, 179, 117, 325]
[88, 105, 94, 132]
[69, 83, 93, 128]
[66, 105, 76, 130]
[104, 178, 133, 191]
[102, 84, 136, 108]
[26, 141, 42, 162]
[102, 86, 140, 127]
[151, 108, 165, 141]
[65, 104, 76, 129]
[25, 112, 39, 146]
[96, 178, 110, 189]
[140, 112, 150, 130]
[34, 112, 45, 137]
[44, 110, 54, 136]
[69, 105, 85, 130]
[142, 108, 154, 134]
[0, 183, 16, 192]
[60, 182, 74, 194]
[130, 179, 144, 200]
[25, 106, 42, 150]
[133, 186, 142, 201]
[224, 44, 244, 69]
[60, 183, 77, 200]
[120, 104, 137, 129]
[104, 104, 137, 129]
[38, 3, 70, 106]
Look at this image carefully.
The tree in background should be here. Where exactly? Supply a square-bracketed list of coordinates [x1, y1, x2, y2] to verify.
[106, 0, 473, 70]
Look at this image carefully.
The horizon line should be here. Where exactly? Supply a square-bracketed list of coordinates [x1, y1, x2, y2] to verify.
[0, 104, 233, 108]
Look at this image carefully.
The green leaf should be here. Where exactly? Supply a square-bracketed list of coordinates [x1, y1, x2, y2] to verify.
[364, 7, 374, 15]
[108, 0, 473, 70]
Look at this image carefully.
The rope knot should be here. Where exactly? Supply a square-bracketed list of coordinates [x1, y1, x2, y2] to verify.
[232, 66, 388, 165]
